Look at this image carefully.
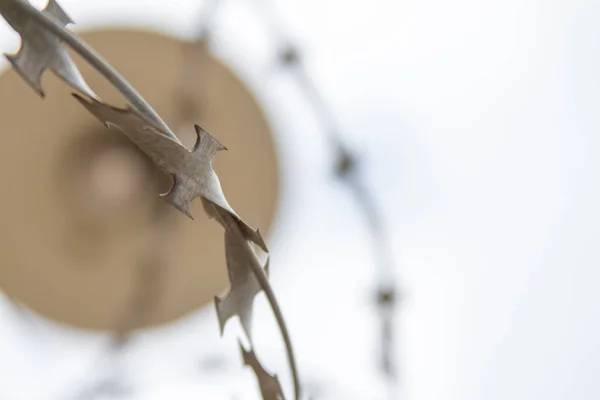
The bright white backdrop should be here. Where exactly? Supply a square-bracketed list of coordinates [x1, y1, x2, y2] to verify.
[0, 0, 600, 399]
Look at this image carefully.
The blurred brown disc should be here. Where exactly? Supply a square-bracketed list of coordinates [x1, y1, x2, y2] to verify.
[0, 29, 279, 330]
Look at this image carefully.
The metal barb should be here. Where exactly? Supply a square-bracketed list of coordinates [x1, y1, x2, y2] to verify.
[0, 0, 181, 143]
[240, 341, 286, 400]
[212, 204, 301, 400]
[0, 0, 96, 98]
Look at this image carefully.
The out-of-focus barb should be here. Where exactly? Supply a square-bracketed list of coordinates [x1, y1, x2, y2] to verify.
[252, 0, 401, 395]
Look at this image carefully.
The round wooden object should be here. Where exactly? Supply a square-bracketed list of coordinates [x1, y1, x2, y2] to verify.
[0, 29, 279, 330]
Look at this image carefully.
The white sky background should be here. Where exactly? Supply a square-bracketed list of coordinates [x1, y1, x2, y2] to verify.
[0, 0, 600, 399]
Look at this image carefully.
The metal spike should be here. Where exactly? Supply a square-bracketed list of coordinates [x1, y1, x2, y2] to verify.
[215, 234, 269, 341]
[0, 0, 96, 98]
[240, 341, 285, 400]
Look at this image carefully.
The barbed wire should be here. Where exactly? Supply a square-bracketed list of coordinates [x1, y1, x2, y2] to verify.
[249, 0, 401, 396]
[0, 1, 300, 399]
